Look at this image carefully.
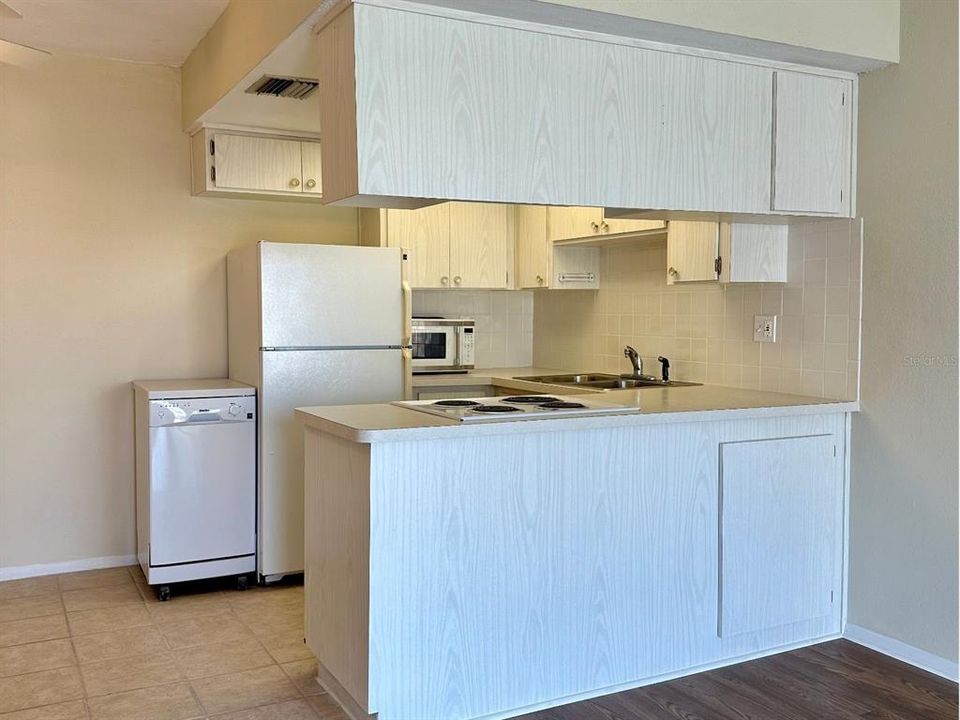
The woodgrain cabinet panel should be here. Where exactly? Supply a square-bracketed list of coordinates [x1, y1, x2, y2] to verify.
[773, 71, 852, 214]
[300, 142, 324, 195]
[546, 207, 603, 242]
[517, 206, 600, 289]
[213, 133, 304, 192]
[601, 217, 667, 235]
[719, 434, 841, 637]
[385, 205, 450, 288]
[666, 221, 719, 284]
[342, 4, 773, 213]
[718, 223, 788, 283]
[448, 202, 514, 288]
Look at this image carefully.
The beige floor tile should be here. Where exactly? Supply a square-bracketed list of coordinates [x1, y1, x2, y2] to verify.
[0, 595, 64, 624]
[71, 626, 166, 664]
[80, 652, 182, 697]
[67, 604, 151, 636]
[307, 695, 350, 720]
[0, 577, 59, 602]
[61, 586, 142, 614]
[57, 568, 134, 593]
[225, 586, 303, 612]
[0, 699, 89, 720]
[0, 666, 84, 714]
[260, 638, 313, 665]
[86, 682, 202, 720]
[157, 613, 249, 650]
[280, 659, 322, 696]
[0, 638, 76, 678]
[0, 615, 69, 648]
[145, 593, 230, 623]
[190, 666, 300, 715]
[173, 638, 273, 680]
[209, 698, 319, 719]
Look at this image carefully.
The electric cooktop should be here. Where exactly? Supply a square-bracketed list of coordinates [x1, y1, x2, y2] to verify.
[391, 395, 638, 423]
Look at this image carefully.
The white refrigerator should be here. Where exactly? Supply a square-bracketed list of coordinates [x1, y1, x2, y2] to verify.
[227, 242, 411, 580]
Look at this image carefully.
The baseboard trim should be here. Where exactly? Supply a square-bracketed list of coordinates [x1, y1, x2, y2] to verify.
[0, 554, 138, 582]
[844, 623, 959, 682]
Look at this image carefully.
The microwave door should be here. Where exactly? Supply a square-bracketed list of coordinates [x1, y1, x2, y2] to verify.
[412, 327, 456, 369]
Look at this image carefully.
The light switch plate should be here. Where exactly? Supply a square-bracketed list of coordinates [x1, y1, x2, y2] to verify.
[754, 315, 778, 343]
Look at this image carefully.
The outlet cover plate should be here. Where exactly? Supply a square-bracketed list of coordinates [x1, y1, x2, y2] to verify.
[754, 315, 778, 343]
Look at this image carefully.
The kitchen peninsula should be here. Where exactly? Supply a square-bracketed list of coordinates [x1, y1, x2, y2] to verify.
[296, 379, 856, 720]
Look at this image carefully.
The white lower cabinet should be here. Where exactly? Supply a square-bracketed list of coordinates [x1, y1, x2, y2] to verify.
[305, 411, 847, 720]
[719, 434, 843, 637]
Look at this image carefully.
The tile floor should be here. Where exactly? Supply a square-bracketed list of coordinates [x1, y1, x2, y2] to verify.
[0, 566, 348, 719]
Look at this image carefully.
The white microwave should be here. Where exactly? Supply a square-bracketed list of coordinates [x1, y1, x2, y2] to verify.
[411, 318, 475, 374]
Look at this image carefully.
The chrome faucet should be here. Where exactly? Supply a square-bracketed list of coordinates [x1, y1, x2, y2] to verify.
[623, 346, 642, 377]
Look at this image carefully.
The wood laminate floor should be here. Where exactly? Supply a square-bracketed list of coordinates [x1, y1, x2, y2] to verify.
[519, 640, 958, 720]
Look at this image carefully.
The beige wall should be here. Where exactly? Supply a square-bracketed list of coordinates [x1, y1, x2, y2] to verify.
[533, 220, 861, 400]
[0, 55, 358, 570]
[544, 0, 899, 63]
[849, 0, 958, 663]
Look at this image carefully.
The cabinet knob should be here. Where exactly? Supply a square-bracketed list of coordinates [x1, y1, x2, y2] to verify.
[536, 275, 544, 285]
[668, 266, 679, 278]
[289, 178, 301, 188]
[305, 179, 316, 189]
[590, 221, 600, 232]
[601, 221, 610, 232]
[441, 276, 449, 285]
[454, 276, 462, 285]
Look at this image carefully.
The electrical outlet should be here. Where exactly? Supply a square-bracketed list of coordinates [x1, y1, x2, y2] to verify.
[754, 315, 778, 343]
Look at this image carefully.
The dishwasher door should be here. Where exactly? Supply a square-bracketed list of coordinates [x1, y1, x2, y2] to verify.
[148, 398, 256, 567]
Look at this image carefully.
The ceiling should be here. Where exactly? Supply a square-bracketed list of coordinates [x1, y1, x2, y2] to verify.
[0, 0, 228, 66]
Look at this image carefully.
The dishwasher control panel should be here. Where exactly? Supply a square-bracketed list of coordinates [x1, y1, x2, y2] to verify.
[149, 396, 256, 427]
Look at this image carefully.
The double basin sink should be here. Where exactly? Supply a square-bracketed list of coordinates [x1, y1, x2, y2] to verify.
[516, 373, 701, 390]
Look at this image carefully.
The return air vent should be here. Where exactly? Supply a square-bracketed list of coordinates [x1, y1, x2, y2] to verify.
[245, 75, 318, 99]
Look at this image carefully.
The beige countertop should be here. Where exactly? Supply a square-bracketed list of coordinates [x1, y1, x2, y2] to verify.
[296, 366, 858, 443]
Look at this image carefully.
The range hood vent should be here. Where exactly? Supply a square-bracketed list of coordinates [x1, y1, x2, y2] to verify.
[245, 75, 318, 99]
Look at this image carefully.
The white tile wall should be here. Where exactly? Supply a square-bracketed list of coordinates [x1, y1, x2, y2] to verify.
[412, 290, 534, 368]
[533, 218, 862, 400]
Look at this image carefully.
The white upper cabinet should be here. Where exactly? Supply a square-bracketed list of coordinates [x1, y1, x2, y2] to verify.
[214, 134, 303, 192]
[448, 202, 514, 289]
[773, 71, 853, 215]
[191, 128, 325, 200]
[319, 3, 779, 214]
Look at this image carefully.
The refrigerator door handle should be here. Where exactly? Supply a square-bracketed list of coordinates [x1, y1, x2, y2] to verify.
[401, 347, 413, 400]
[401, 249, 412, 347]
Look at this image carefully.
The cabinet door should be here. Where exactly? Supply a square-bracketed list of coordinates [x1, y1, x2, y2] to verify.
[386, 204, 450, 288]
[546, 207, 603, 242]
[515, 205, 549, 288]
[718, 223, 788, 283]
[448, 202, 514, 289]
[719, 434, 841, 637]
[773, 72, 851, 214]
[666, 221, 718, 284]
[601, 217, 666, 234]
[213, 134, 303, 192]
[300, 142, 323, 195]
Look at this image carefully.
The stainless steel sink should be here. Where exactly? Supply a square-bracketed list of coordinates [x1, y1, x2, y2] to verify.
[516, 373, 701, 390]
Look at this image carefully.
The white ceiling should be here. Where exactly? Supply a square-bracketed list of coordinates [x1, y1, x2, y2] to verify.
[0, 0, 228, 66]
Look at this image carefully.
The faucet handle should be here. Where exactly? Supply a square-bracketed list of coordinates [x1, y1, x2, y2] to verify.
[657, 356, 670, 382]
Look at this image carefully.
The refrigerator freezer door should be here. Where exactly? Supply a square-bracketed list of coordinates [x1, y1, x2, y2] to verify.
[260, 243, 404, 348]
[259, 348, 405, 577]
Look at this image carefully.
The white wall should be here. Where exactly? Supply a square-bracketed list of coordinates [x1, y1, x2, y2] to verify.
[0, 55, 358, 570]
[850, 0, 958, 664]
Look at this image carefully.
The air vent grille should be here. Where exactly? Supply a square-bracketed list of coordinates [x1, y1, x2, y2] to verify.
[245, 75, 318, 99]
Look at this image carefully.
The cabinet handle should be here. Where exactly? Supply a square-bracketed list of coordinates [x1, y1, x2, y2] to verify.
[601, 221, 610, 232]
[305, 179, 316, 189]
[668, 266, 679, 278]
[590, 221, 600, 233]
[454, 276, 462, 285]
[289, 178, 301, 188]
[536, 275, 544, 285]
[441, 276, 449, 285]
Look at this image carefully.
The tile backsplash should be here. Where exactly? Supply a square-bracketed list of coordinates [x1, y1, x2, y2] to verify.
[413, 290, 534, 368]
[533, 218, 861, 399]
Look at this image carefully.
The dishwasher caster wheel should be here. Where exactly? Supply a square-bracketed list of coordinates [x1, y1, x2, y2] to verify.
[157, 586, 171, 602]
[236, 575, 248, 592]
